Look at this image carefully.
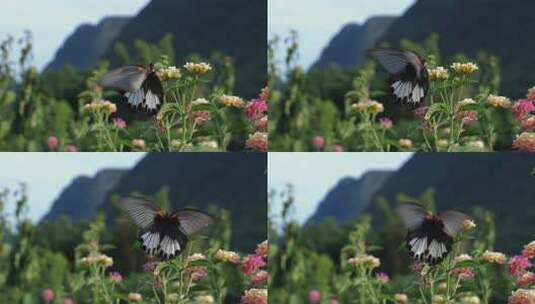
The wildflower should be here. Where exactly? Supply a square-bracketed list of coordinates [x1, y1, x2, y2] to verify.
[246, 98, 268, 121]
[432, 295, 446, 304]
[308, 290, 321, 304]
[131, 139, 146, 150]
[192, 98, 210, 106]
[428, 66, 449, 81]
[513, 132, 535, 152]
[215, 249, 241, 264]
[312, 136, 325, 151]
[482, 250, 507, 264]
[454, 267, 475, 280]
[219, 95, 246, 108]
[399, 138, 413, 150]
[454, 254, 473, 264]
[65, 145, 78, 152]
[487, 95, 512, 109]
[246, 132, 268, 152]
[256, 240, 268, 258]
[509, 255, 532, 277]
[451, 62, 479, 75]
[380, 117, 394, 129]
[113, 118, 127, 129]
[394, 293, 409, 303]
[41, 289, 55, 303]
[516, 271, 535, 287]
[461, 296, 481, 304]
[195, 294, 215, 304]
[458, 111, 478, 125]
[188, 253, 206, 262]
[352, 99, 384, 114]
[528, 87, 535, 101]
[199, 140, 218, 150]
[241, 288, 267, 304]
[80, 254, 113, 268]
[127, 293, 143, 302]
[508, 289, 535, 304]
[376, 272, 390, 284]
[47, 136, 59, 151]
[241, 255, 266, 276]
[524, 241, 535, 259]
[156, 66, 181, 81]
[462, 219, 476, 231]
[458, 98, 477, 107]
[414, 106, 428, 119]
[512, 100, 535, 121]
[192, 110, 212, 126]
[84, 100, 117, 114]
[109, 271, 123, 283]
[63, 298, 74, 304]
[331, 144, 344, 152]
[348, 255, 381, 269]
[522, 117, 535, 131]
[253, 116, 268, 131]
[184, 62, 212, 75]
[251, 270, 268, 286]
[186, 266, 208, 282]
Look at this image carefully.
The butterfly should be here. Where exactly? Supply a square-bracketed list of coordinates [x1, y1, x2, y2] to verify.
[395, 203, 472, 264]
[367, 48, 429, 104]
[100, 63, 164, 111]
[118, 197, 214, 260]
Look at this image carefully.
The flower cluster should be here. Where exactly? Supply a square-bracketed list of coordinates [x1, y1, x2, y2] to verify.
[219, 95, 246, 108]
[352, 99, 384, 114]
[428, 66, 449, 81]
[487, 95, 512, 109]
[450, 62, 479, 75]
[84, 100, 117, 114]
[347, 254, 381, 269]
[184, 62, 212, 75]
[241, 288, 268, 304]
[507, 240, 535, 293]
[481, 250, 507, 264]
[246, 88, 269, 152]
[80, 253, 113, 268]
[157, 66, 181, 81]
[215, 249, 241, 264]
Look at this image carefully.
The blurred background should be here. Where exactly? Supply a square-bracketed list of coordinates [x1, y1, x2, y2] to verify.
[0, 152, 267, 301]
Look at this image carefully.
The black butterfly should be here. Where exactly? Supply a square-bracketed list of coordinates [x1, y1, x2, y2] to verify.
[367, 48, 429, 104]
[100, 63, 164, 111]
[396, 203, 472, 264]
[118, 197, 214, 260]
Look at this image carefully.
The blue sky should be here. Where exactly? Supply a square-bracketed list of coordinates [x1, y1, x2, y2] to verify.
[268, 0, 415, 69]
[0, 0, 150, 70]
[268, 153, 413, 224]
[0, 153, 145, 223]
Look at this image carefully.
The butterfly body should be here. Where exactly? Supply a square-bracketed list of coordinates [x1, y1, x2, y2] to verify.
[367, 48, 429, 104]
[100, 63, 164, 111]
[396, 204, 471, 265]
[119, 197, 214, 261]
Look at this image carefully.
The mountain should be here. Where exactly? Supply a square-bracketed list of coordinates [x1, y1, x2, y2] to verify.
[46, 17, 131, 70]
[306, 171, 393, 224]
[311, 16, 396, 71]
[41, 169, 127, 222]
[103, 0, 266, 97]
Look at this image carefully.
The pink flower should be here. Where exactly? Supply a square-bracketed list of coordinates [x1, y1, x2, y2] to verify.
[109, 271, 123, 283]
[241, 289, 267, 304]
[414, 106, 428, 119]
[376, 272, 390, 284]
[192, 110, 212, 126]
[113, 118, 127, 129]
[246, 98, 268, 121]
[512, 100, 535, 121]
[308, 290, 321, 304]
[46, 136, 59, 151]
[246, 132, 268, 152]
[331, 144, 344, 152]
[517, 272, 535, 287]
[458, 111, 478, 125]
[527, 87, 535, 101]
[41, 289, 55, 303]
[380, 117, 394, 129]
[63, 298, 74, 304]
[186, 266, 208, 282]
[241, 255, 266, 276]
[329, 299, 339, 304]
[65, 145, 77, 152]
[312, 136, 325, 151]
[253, 116, 268, 132]
[453, 267, 475, 280]
[255, 240, 268, 258]
[513, 133, 535, 152]
[251, 270, 268, 286]
[521, 117, 535, 131]
[509, 256, 532, 277]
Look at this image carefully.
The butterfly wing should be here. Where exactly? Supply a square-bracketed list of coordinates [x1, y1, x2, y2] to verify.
[367, 48, 410, 74]
[118, 197, 158, 229]
[395, 203, 426, 231]
[176, 209, 214, 235]
[100, 66, 148, 93]
[141, 72, 164, 111]
[439, 210, 472, 238]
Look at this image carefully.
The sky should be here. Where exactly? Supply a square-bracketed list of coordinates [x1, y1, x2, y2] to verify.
[268, 0, 416, 69]
[0, 0, 150, 70]
[0, 153, 145, 223]
[268, 153, 413, 224]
